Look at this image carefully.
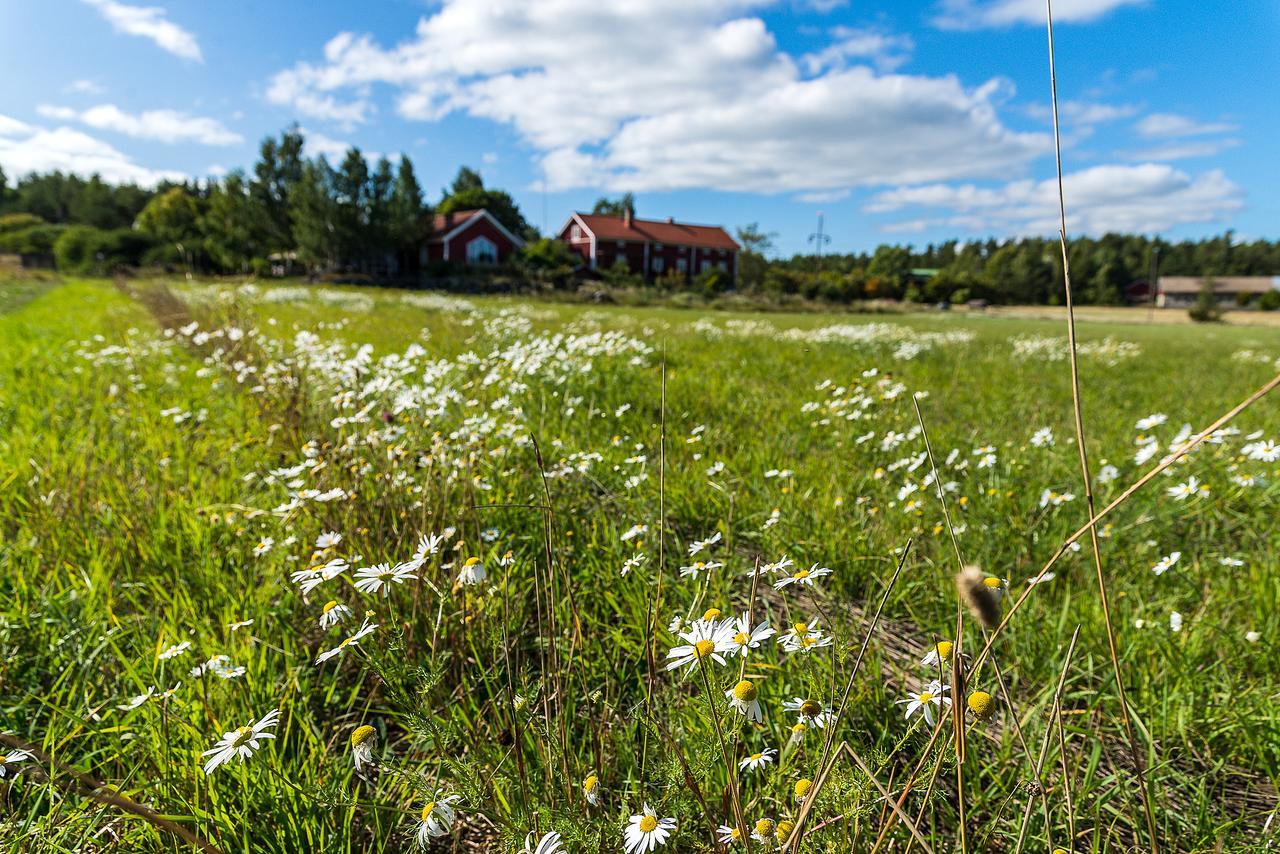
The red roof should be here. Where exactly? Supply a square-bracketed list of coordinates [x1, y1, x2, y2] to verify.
[574, 214, 739, 251]
[430, 209, 482, 237]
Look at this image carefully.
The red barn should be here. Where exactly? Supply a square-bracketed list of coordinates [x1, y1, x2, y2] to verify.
[558, 211, 739, 284]
[422, 209, 525, 266]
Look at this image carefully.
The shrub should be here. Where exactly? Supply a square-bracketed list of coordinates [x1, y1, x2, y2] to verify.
[1187, 277, 1223, 323]
[54, 226, 155, 274]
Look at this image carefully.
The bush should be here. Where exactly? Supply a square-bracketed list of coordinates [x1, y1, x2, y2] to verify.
[1187, 277, 1223, 323]
[1258, 289, 1280, 312]
[0, 224, 64, 254]
[54, 226, 155, 274]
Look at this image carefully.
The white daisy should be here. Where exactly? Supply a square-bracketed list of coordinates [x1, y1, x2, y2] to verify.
[157, 640, 191, 661]
[624, 804, 676, 854]
[201, 708, 280, 774]
[738, 748, 776, 773]
[522, 831, 565, 854]
[349, 725, 377, 775]
[687, 532, 722, 555]
[726, 680, 764, 723]
[750, 818, 777, 843]
[772, 563, 833, 590]
[678, 559, 723, 579]
[717, 824, 743, 845]
[1151, 552, 1182, 576]
[457, 556, 487, 585]
[252, 537, 274, 557]
[665, 618, 735, 673]
[778, 620, 833, 654]
[319, 600, 352, 628]
[315, 531, 343, 549]
[1167, 476, 1205, 500]
[354, 562, 415, 596]
[782, 697, 835, 728]
[897, 681, 951, 727]
[583, 771, 602, 805]
[315, 618, 379, 665]
[727, 614, 775, 657]
[416, 793, 461, 846]
[0, 750, 32, 778]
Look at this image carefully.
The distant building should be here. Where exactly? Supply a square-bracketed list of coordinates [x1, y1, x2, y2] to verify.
[558, 211, 739, 283]
[422, 209, 525, 266]
[1155, 276, 1280, 308]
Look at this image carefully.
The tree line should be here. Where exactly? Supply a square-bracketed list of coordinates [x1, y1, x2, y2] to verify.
[1, 125, 1277, 305]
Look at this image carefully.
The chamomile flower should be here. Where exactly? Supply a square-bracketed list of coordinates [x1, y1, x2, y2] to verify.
[783, 697, 835, 728]
[773, 563, 833, 590]
[687, 532, 722, 555]
[0, 750, 32, 778]
[354, 562, 415, 596]
[728, 614, 776, 657]
[739, 748, 776, 773]
[583, 772, 601, 805]
[416, 793, 461, 845]
[117, 686, 156, 711]
[665, 618, 735, 673]
[778, 620, 833, 654]
[201, 708, 280, 774]
[227, 618, 254, 631]
[897, 681, 951, 726]
[292, 557, 350, 593]
[319, 600, 352, 628]
[315, 617, 379, 664]
[1167, 476, 1206, 500]
[157, 640, 191, 661]
[717, 825, 743, 845]
[981, 576, 1008, 601]
[1030, 427, 1055, 447]
[751, 818, 776, 843]
[727, 680, 764, 722]
[523, 831, 565, 854]
[920, 640, 955, 669]
[350, 725, 377, 775]
[315, 531, 342, 549]
[453, 556, 485, 585]
[776, 820, 796, 846]
[252, 537, 275, 556]
[967, 691, 995, 720]
[1151, 552, 1181, 575]
[624, 804, 676, 854]
[794, 778, 814, 800]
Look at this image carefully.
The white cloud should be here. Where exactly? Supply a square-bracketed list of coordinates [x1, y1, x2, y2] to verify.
[1025, 99, 1138, 125]
[802, 26, 915, 73]
[82, 0, 202, 62]
[265, 0, 1047, 195]
[1126, 139, 1240, 161]
[299, 129, 351, 161]
[866, 163, 1243, 235]
[933, 0, 1145, 29]
[1135, 112, 1237, 138]
[66, 79, 107, 95]
[0, 114, 185, 185]
[36, 104, 242, 146]
[795, 189, 850, 203]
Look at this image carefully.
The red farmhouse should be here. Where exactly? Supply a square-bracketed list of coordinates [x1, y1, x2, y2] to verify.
[422, 209, 525, 266]
[558, 211, 739, 283]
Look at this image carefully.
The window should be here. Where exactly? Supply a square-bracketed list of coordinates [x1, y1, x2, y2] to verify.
[653, 243, 663, 251]
[570, 224, 581, 240]
[676, 258, 687, 274]
[652, 257, 664, 273]
[466, 236, 498, 264]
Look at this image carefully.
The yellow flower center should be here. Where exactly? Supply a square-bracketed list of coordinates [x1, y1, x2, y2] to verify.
[464, 557, 481, 568]
[935, 641, 953, 659]
[755, 819, 776, 837]
[800, 699, 821, 717]
[421, 802, 435, 821]
[693, 639, 716, 658]
[983, 577, 1001, 589]
[233, 725, 253, 746]
[639, 815, 659, 833]
[918, 691, 934, 703]
[791, 722, 807, 734]
[702, 607, 720, 620]
[750, 752, 763, 761]
[800, 636, 816, 647]
[732, 680, 758, 702]
[728, 827, 741, 839]
[734, 631, 750, 645]
[776, 820, 795, 841]
[967, 691, 994, 719]
[584, 774, 598, 792]
[322, 600, 338, 614]
[350, 725, 375, 747]
[793, 622, 809, 634]
[794, 778, 814, 799]
[794, 569, 810, 579]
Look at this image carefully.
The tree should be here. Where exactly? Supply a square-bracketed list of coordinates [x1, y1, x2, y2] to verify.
[592, 193, 636, 217]
[514, 237, 577, 288]
[333, 148, 371, 267]
[251, 126, 305, 256]
[290, 157, 339, 273]
[437, 166, 531, 238]
[201, 171, 258, 272]
[735, 222, 775, 291]
[1188, 276, 1223, 322]
[388, 155, 426, 250]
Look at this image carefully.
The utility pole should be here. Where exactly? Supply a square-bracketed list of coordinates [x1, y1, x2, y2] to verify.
[808, 211, 831, 266]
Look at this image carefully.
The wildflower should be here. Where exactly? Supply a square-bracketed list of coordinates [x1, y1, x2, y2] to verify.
[1169, 611, 1184, 633]
[624, 804, 676, 854]
[728, 614, 776, 657]
[350, 725, 377, 774]
[897, 681, 951, 726]
[740, 749, 776, 773]
[227, 619, 254, 631]
[982, 576, 1008, 601]
[688, 532, 722, 555]
[783, 697, 835, 728]
[158, 640, 191, 661]
[1167, 475, 1206, 500]
[727, 680, 764, 722]
[622, 552, 648, 576]
[457, 556, 487, 586]
[583, 772, 601, 805]
[1136, 413, 1168, 430]
[773, 563, 833, 590]
[1030, 427, 1054, 447]
[354, 562, 415, 596]
[778, 620, 833, 654]
[1096, 464, 1120, 483]
[621, 524, 648, 542]
[1219, 556, 1244, 567]
[0, 750, 32, 778]
[1245, 439, 1279, 462]
[1038, 489, 1075, 508]
[776, 820, 796, 845]
[201, 708, 280, 774]
[1151, 552, 1181, 576]
[1245, 630, 1261, 643]
[523, 832, 565, 854]
[315, 531, 342, 549]
[717, 825, 743, 844]
[292, 557, 349, 593]
[920, 640, 954, 669]
[315, 617, 379, 664]
[665, 618, 735, 673]
[967, 691, 995, 720]
[117, 686, 156, 711]
[416, 793, 461, 846]
[679, 559, 723, 579]
[189, 655, 244, 679]
[794, 778, 814, 800]
[319, 600, 352, 628]
[751, 818, 776, 843]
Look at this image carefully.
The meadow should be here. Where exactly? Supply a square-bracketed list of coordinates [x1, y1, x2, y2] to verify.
[1, 276, 1278, 853]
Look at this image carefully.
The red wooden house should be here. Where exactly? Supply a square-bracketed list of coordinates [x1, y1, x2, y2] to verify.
[422, 209, 525, 266]
[558, 211, 739, 283]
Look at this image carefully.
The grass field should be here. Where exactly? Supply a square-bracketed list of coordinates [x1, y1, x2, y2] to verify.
[2, 276, 1279, 853]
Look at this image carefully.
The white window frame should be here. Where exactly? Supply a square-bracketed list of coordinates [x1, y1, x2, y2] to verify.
[466, 235, 498, 264]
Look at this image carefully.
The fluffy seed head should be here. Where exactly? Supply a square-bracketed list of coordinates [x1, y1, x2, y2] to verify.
[956, 565, 1001, 629]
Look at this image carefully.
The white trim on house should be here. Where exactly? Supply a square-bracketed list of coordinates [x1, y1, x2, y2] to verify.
[438, 210, 527, 256]
[559, 213, 598, 270]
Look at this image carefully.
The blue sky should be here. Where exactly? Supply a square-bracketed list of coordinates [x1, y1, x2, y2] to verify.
[1, 0, 1276, 255]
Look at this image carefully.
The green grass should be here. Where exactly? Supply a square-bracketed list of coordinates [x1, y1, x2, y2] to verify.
[2, 277, 1278, 852]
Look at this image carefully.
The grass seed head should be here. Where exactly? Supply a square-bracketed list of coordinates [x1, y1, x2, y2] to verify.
[956, 565, 1001, 629]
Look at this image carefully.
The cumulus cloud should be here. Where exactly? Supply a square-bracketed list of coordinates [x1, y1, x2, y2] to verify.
[264, 0, 1046, 195]
[66, 79, 107, 95]
[933, 0, 1145, 29]
[866, 163, 1243, 235]
[801, 26, 915, 73]
[0, 114, 185, 185]
[82, 0, 202, 61]
[1125, 139, 1240, 161]
[299, 129, 353, 161]
[1025, 99, 1139, 125]
[1135, 112, 1237, 138]
[35, 104, 242, 146]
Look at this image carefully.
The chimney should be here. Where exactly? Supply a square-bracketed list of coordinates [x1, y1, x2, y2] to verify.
[666, 216, 674, 224]
[623, 208, 632, 228]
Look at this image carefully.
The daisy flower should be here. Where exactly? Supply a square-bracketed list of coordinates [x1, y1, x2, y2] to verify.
[0, 750, 32, 778]
[457, 556, 487, 586]
[319, 600, 352, 628]
[687, 532, 722, 555]
[416, 793, 461, 846]
[920, 640, 955, 669]
[354, 562, 415, 596]
[738, 748, 776, 773]
[1030, 427, 1054, 447]
[315, 531, 342, 549]
[252, 537, 274, 557]
[350, 725, 377, 775]
[717, 825, 743, 845]
[315, 617, 379, 665]
[583, 772, 601, 805]
[624, 804, 676, 854]
[728, 614, 775, 657]
[227, 619, 254, 631]
[157, 640, 191, 661]
[665, 618, 735, 673]
[1167, 476, 1205, 500]
[726, 680, 763, 723]
[773, 563, 833, 590]
[201, 708, 280, 774]
[783, 697, 835, 728]
[778, 620, 833, 654]
[751, 819, 776, 843]
[523, 831, 565, 854]
[292, 557, 350, 594]
[621, 524, 648, 542]
[117, 686, 156, 711]
[897, 681, 951, 726]
[1151, 552, 1181, 576]
[678, 559, 723, 579]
